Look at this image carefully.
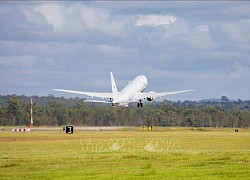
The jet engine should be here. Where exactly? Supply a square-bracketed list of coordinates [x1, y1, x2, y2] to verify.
[147, 91, 155, 101]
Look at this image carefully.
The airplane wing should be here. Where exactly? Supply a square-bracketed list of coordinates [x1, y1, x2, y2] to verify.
[53, 89, 115, 99]
[135, 90, 195, 101]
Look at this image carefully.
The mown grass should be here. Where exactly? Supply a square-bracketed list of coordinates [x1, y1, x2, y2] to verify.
[0, 127, 250, 179]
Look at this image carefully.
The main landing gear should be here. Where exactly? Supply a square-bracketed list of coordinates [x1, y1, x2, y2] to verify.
[137, 100, 143, 108]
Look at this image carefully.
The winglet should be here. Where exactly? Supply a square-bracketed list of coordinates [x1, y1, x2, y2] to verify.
[110, 72, 118, 94]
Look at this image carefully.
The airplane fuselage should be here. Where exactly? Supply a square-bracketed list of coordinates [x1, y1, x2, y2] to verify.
[112, 75, 148, 107]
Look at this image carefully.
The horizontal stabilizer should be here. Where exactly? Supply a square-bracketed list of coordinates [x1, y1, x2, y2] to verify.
[84, 100, 112, 104]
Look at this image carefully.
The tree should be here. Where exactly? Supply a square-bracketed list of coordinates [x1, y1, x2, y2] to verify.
[6, 97, 28, 125]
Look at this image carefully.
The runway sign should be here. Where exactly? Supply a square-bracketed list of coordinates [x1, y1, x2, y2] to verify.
[63, 125, 74, 134]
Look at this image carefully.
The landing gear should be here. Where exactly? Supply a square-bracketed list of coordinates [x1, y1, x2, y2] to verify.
[137, 100, 143, 108]
[110, 98, 115, 107]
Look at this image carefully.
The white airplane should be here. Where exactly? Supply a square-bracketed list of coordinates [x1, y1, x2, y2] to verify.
[53, 72, 194, 108]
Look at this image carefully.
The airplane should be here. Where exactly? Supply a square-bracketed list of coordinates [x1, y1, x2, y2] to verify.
[53, 72, 194, 108]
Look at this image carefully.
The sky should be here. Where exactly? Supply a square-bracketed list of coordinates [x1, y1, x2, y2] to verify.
[0, 1, 250, 101]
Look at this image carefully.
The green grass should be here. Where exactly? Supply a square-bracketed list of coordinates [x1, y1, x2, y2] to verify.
[0, 127, 250, 179]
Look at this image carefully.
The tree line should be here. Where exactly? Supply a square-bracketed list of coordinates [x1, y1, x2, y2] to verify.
[0, 95, 249, 127]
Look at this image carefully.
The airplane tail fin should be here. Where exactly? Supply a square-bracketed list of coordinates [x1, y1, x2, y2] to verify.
[110, 72, 118, 94]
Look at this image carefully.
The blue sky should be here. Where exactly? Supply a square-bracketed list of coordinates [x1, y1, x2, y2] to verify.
[0, 1, 250, 101]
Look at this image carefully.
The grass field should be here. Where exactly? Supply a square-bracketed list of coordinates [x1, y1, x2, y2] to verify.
[0, 127, 250, 179]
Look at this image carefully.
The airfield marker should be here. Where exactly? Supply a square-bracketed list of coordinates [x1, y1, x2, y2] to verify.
[12, 128, 31, 132]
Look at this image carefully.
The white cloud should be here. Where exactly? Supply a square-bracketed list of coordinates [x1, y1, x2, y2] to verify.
[30, 3, 126, 37]
[80, 5, 108, 29]
[164, 20, 189, 38]
[80, 5, 125, 36]
[34, 4, 64, 32]
[136, 15, 177, 26]
[162, 20, 215, 50]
